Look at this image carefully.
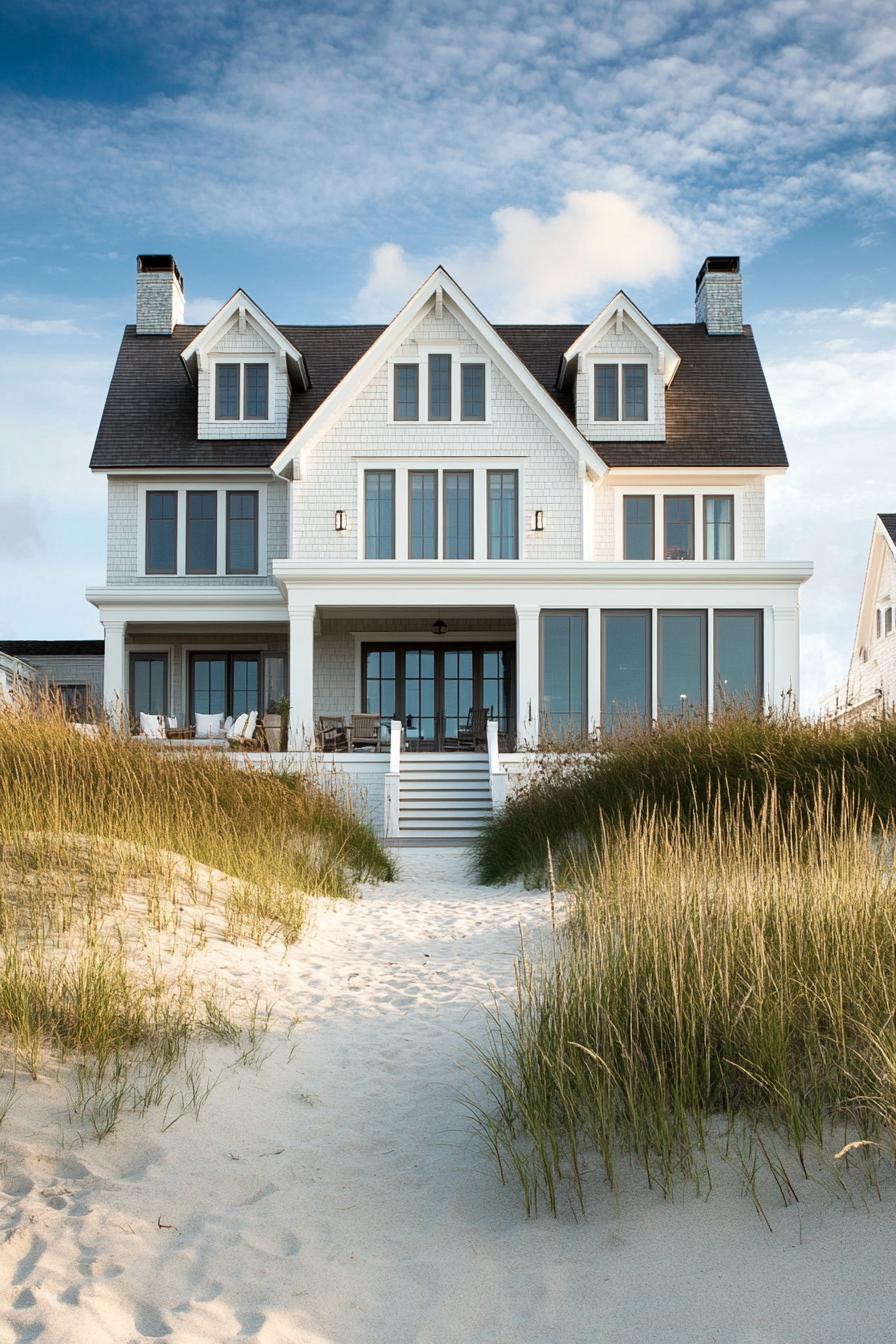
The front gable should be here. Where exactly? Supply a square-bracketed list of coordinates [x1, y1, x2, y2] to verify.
[854, 517, 896, 661]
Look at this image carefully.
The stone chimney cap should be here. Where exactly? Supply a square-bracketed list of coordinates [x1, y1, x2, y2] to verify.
[695, 256, 740, 293]
[137, 254, 184, 289]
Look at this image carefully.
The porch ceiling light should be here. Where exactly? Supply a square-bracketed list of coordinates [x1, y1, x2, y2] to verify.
[432, 618, 448, 637]
[334, 510, 347, 532]
[533, 509, 545, 531]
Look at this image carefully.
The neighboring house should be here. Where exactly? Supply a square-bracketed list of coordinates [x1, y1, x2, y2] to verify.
[85, 253, 812, 835]
[0, 649, 37, 699]
[821, 515, 896, 722]
[0, 641, 104, 715]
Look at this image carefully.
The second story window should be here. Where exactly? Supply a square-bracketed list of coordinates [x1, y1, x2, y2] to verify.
[594, 363, 649, 422]
[443, 471, 474, 559]
[146, 491, 177, 574]
[704, 495, 734, 559]
[487, 470, 518, 559]
[226, 491, 259, 574]
[215, 364, 240, 420]
[214, 362, 270, 421]
[365, 470, 395, 558]
[428, 355, 451, 422]
[244, 364, 269, 419]
[623, 496, 655, 559]
[394, 365, 419, 421]
[409, 471, 438, 558]
[462, 364, 486, 421]
[664, 496, 694, 560]
[186, 490, 217, 574]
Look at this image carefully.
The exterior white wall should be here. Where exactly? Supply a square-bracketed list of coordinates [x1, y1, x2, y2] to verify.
[197, 313, 290, 440]
[823, 540, 896, 719]
[23, 654, 105, 705]
[291, 308, 583, 562]
[106, 476, 289, 585]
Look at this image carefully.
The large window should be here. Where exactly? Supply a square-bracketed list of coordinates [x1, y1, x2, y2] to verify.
[594, 363, 648, 421]
[704, 495, 734, 560]
[623, 496, 655, 559]
[215, 364, 240, 420]
[393, 365, 419, 421]
[664, 496, 694, 560]
[409, 471, 438, 559]
[130, 653, 168, 719]
[365, 470, 395, 559]
[487, 470, 518, 559]
[145, 491, 177, 574]
[602, 611, 651, 732]
[461, 363, 486, 421]
[226, 491, 259, 574]
[443, 471, 473, 559]
[190, 653, 260, 719]
[186, 490, 217, 574]
[658, 610, 706, 719]
[540, 611, 586, 739]
[428, 354, 451, 421]
[715, 611, 762, 712]
[244, 364, 269, 420]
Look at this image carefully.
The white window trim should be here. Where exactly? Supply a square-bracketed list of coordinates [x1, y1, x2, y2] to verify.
[137, 481, 267, 578]
[588, 356, 656, 427]
[208, 354, 277, 426]
[387, 349, 491, 425]
[356, 459, 523, 561]
[613, 487, 743, 562]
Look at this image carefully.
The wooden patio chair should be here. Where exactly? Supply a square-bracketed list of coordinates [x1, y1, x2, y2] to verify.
[456, 706, 489, 752]
[350, 713, 381, 750]
[316, 715, 349, 752]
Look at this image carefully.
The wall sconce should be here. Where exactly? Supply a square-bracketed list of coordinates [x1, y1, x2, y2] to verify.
[533, 510, 545, 532]
[334, 510, 347, 532]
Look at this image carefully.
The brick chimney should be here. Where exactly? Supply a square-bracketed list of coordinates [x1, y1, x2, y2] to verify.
[136, 254, 185, 335]
[695, 256, 742, 335]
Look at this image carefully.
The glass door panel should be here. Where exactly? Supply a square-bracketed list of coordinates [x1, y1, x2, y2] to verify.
[602, 612, 651, 733]
[403, 648, 436, 745]
[191, 656, 227, 717]
[130, 654, 167, 719]
[482, 648, 513, 736]
[443, 649, 474, 741]
[658, 611, 707, 719]
[363, 649, 397, 743]
[231, 656, 260, 718]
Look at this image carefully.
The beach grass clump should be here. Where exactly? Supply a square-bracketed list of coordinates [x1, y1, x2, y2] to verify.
[472, 792, 896, 1217]
[473, 711, 896, 885]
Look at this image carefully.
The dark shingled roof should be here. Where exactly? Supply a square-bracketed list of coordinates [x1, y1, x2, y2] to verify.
[879, 515, 896, 545]
[0, 640, 104, 657]
[90, 321, 787, 471]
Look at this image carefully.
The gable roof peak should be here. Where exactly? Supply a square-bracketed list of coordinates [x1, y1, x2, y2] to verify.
[558, 290, 681, 389]
[179, 289, 309, 388]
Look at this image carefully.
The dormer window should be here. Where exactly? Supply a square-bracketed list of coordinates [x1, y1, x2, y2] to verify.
[214, 362, 270, 422]
[594, 363, 648, 422]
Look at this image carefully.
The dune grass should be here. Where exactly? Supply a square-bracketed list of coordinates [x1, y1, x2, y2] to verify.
[473, 711, 896, 885]
[0, 693, 394, 1133]
[472, 791, 896, 1217]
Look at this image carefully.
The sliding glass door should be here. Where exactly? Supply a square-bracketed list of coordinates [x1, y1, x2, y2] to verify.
[715, 611, 762, 712]
[658, 611, 707, 720]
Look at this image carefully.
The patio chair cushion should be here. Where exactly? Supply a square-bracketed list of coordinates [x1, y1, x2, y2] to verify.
[139, 712, 166, 739]
[195, 711, 225, 739]
[227, 712, 248, 741]
[243, 710, 258, 742]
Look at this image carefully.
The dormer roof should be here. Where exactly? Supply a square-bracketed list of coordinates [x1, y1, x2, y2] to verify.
[557, 290, 682, 390]
[180, 289, 309, 389]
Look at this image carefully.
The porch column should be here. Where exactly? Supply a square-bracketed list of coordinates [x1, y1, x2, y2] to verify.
[515, 605, 540, 748]
[587, 606, 601, 735]
[102, 619, 126, 729]
[287, 601, 316, 750]
[771, 604, 799, 713]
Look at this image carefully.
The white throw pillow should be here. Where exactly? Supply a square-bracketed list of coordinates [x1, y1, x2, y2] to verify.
[139, 712, 165, 739]
[227, 713, 248, 741]
[195, 711, 224, 739]
[166, 716, 178, 730]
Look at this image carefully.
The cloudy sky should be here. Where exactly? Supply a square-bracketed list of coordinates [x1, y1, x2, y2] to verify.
[1, 0, 894, 706]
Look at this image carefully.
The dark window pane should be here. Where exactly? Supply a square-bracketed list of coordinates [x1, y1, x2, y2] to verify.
[186, 490, 217, 574]
[487, 470, 518, 559]
[131, 654, 167, 718]
[541, 611, 586, 739]
[622, 364, 648, 421]
[215, 364, 239, 419]
[403, 647, 436, 742]
[664, 496, 694, 560]
[887, 609, 893, 636]
[482, 647, 512, 735]
[191, 656, 227, 717]
[244, 364, 269, 419]
[394, 364, 419, 421]
[226, 491, 258, 574]
[595, 364, 618, 420]
[428, 354, 451, 421]
[715, 611, 762, 712]
[146, 491, 177, 574]
[443, 471, 473, 559]
[624, 496, 654, 559]
[365, 471, 395, 558]
[658, 611, 706, 719]
[231, 657, 260, 717]
[602, 612, 650, 732]
[443, 646, 474, 740]
[409, 471, 438, 558]
[461, 363, 486, 420]
[704, 495, 734, 560]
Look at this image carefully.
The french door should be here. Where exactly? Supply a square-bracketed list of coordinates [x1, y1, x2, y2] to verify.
[189, 653, 261, 720]
[362, 644, 514, 749]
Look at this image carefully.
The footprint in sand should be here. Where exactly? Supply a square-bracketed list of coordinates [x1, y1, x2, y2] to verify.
[133, 1303, 172, 1338]
[12, 1235, 47, 1285]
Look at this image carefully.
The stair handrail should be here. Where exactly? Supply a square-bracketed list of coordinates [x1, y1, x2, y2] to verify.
[486, 718, 508, 814]
[385, 719, 403, 837]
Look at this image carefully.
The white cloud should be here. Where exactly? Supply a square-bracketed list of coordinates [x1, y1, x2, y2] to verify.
[184, 296, 225, 323]
[0, 314, 87, 335]
[355, 191, 683, 321]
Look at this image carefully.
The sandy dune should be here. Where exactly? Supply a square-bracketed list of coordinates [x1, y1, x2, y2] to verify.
[3, 847, 896, 1343]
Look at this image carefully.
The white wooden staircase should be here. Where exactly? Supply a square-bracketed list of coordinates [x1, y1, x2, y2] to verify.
[396, 753, 493, 843]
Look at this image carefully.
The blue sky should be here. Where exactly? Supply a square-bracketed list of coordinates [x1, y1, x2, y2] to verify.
[1, 0, 894, 706]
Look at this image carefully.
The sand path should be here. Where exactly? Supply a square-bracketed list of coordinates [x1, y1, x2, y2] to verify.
[3, 847, 896, 1343]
